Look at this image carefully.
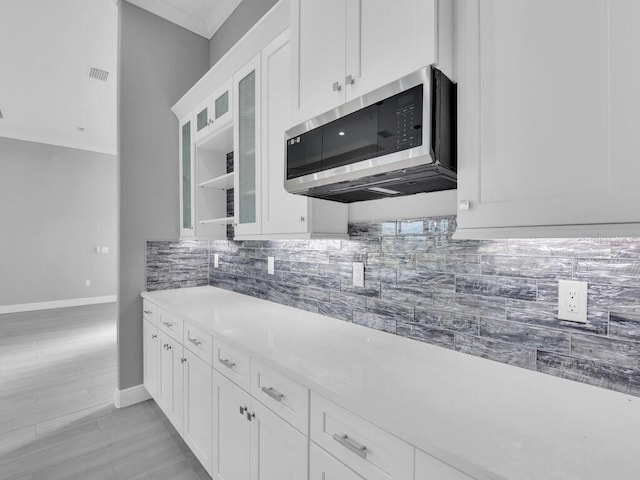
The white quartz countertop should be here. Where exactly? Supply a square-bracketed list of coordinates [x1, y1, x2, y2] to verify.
[142, 286, 640, 480]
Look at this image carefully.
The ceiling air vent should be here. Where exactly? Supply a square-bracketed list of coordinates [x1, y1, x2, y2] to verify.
[89, 67, 109, 82]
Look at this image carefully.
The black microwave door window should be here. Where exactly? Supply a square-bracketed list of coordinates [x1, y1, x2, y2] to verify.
[377, 84, 423, 156]
[286, 128, 323, 179]
[321, 105, 379, 170]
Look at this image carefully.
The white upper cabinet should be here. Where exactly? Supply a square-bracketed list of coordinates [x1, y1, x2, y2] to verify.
[194, 79, 234, 144]
[234, 54, 263, 237]
[179, 116, 195, 239]
[455, 0, 640, 238]
[290, 0, 437, 125]
[260, 30, 347, 238]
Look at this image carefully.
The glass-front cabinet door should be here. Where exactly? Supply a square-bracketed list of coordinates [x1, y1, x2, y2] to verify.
[179, 116, 195, 238]
[233, 54, 262, 237]
[194, 79, 234, 144]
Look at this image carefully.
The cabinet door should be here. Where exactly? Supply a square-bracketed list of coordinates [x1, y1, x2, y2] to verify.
[454, 0, 640, 237]
[179, 116, 195, 238]
[143, 319, 160, 400]
[261, 30, 309, 235]
[212, 370, 252, 480]
[310, 442, 364, 480]
[415, 449, 474, 480]
[212, 78, 233, 131]
[234, 54, 262, 237]
[183, 349, 212, 475]
[194, 97, 214, 143]
[251, 399, 308, 480]
[290, 0, 346, 124]
[346, 0, 436, 101]
[159, 333, 184, 434]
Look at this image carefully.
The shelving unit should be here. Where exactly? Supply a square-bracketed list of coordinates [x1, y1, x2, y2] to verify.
[194, 121, 234, 238]
[199, 172, 234, 190]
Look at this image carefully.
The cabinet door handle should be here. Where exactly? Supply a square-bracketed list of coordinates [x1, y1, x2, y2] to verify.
[181, 357, 187, 364]
[144, 310, 153, 315]
[162, 321, 173, 328]
[239, 405, 248, 415]
[163, 343, 168, 349]
[261, 386, 284, 402]
[188, 337, 202, 347]
[219, 358, 236, 370]
[345, 74, 355, 85]
[151, 334, 157, 339]
[246, 410, 255, 422]
[332, 81, 342, 92]
[332, 433, 368, 459]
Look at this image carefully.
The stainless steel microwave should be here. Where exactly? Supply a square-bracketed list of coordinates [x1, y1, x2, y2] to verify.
[284, 66, 457, 203]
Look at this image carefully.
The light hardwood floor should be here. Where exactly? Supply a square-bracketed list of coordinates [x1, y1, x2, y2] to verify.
[0, 303, 210, 480]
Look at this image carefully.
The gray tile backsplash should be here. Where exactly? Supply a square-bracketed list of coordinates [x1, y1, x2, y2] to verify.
[146, 216, 640, 397]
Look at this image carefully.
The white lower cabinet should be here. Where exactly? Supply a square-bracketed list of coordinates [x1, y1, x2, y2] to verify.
[212, 369, 309, 480]
[414, 449, 474, 480]
[142, 319, 160, 400]
[310, 393, 414, 480]
[143, 299, 474, 480]
[212, 370, 252, 480]
[310, 442, 364, 480]
[158, 332, 184, 434]
[183, 348, 213, 475]
[251, 399, 308, 480]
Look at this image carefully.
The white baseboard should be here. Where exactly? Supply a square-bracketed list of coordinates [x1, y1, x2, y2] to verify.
[0, 295, 117, 314]
[114, 384, 151, 409]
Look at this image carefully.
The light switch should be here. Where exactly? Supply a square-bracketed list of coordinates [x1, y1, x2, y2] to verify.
[214, 254, 219, 268]
[352, 262, 365, 287]
[267, 256, 275, 275]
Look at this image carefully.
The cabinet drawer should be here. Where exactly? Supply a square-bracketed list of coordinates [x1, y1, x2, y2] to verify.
[142, 300, 157, 325]
[251, 359, 309, 434]
[158, 309, 184, 343]
[211, 338, 251, 391]
[310, 442, 365, 480]
[310, 393, 414, 480]
[184, 322, 212, 365]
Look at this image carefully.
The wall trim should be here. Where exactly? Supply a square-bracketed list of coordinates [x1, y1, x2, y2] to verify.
[114, 384, 151, 409]
[0, 295, 117, 314]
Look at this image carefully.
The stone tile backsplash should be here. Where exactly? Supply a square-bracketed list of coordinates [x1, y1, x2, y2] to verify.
[146, 216, 640, 397]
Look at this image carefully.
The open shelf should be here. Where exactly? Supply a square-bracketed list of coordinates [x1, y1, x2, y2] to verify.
[199, 216, 235, 225]
[199, 172, 234, 190]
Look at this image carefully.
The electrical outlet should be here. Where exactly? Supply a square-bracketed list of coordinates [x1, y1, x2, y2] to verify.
[558, 280, 587, 323]
[214, 254, 219, 268]
[267, 256, 275, 275]
[85, 280, 91, 287]
[352, 262, 365, 287]
[101, 246, 109, 254]
[96, 246, 101, 253]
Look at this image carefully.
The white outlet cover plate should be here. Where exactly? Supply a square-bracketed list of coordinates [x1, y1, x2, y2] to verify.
[267, 256, 275, 275]
[214, 254, 219, 268]
[352, 262, 365, 287]
[558, 280, 588, 323]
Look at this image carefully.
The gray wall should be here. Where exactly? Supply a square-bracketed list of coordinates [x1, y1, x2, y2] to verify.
[0, 137, 116, 306]
[118, 1, 209, 390]
[209, 0, 279, 66]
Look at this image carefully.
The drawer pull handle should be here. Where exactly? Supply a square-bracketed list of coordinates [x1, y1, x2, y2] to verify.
[261, 386, 284, 402]
[188, 337, 202, 347]
[219, 358, 236, 370]
[332, 433, 368, 459]
[144, 310, 153, 315]
[162, 321, 173, 328]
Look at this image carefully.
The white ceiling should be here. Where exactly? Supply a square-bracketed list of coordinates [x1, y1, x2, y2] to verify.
[127, 0, 242, 39]
[0, 0, 118, 155]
